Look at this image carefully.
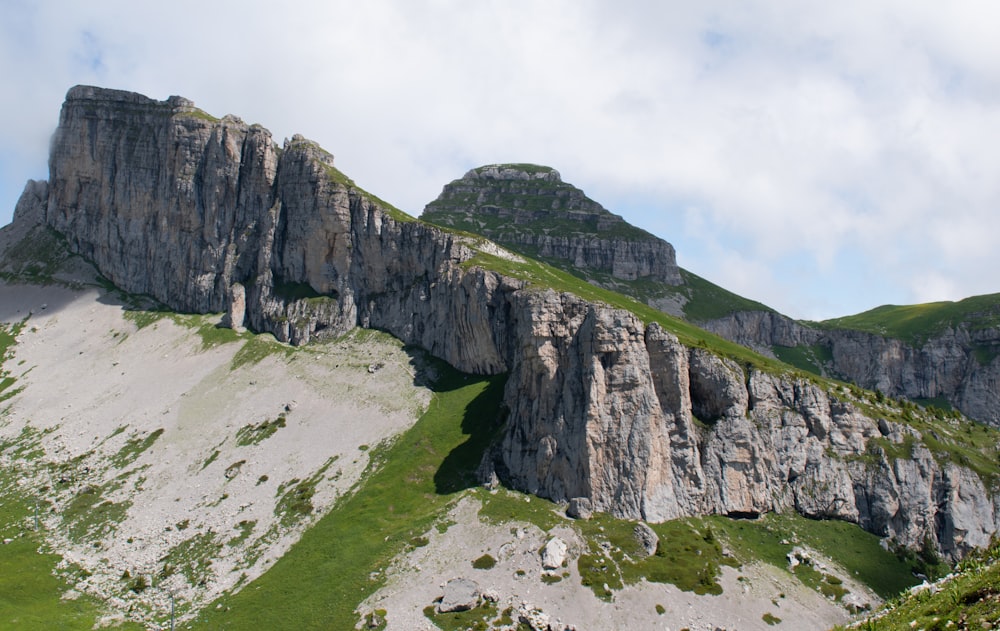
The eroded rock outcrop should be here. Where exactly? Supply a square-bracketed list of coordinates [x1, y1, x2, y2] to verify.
[15, 86, 998, 559]
[494, 299, 998, 558]
[702, 310, 1000, 428]
[421, 164, 682, 285]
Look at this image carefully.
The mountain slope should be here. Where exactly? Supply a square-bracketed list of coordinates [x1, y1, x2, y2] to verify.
[0, 235, 913, 630]
[419, 164, 1000, 428]
[702, 299, 1000, 427]
[4, 85, 1000, 629]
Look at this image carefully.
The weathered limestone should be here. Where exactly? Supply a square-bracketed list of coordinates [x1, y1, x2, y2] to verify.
[15, 86, 998, 561]
[702, 309, 1000, 428]
[422, 164, 683, 285]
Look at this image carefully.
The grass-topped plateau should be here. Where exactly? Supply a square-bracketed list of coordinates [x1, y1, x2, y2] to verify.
[822, 293, 1000, 345]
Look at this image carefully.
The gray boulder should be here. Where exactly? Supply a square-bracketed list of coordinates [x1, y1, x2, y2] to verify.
[437, 578, 480, 613]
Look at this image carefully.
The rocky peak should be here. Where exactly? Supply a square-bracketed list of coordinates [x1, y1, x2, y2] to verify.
[11, 85, 999, 562]
[466, 163, 563, 183]
[422, 163, 682, 285]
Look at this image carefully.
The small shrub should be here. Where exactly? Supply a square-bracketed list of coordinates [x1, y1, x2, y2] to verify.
[130, 574, 148, 593]
[472, 554, 496, 570]
[762, 612, 781, 625]
[655, 603, 666, 615]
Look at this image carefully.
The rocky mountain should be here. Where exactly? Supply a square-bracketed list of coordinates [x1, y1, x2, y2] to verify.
[418, 162, 1000, 430]
[421, 164, 683, 286]
[10, 85, 1000, 567]
[700, 299, 1000, 428]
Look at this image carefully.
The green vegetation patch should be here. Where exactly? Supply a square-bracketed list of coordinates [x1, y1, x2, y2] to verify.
[230, 333, 293, 370]
[576, 516, 733, 600]
[422, 602, 501, 631]
[160, 531, 224, 587]
[0, 319, 26, 403]
[61, 486, 131, 543]
[0, 468, 144, 630]
[476, 488, 565, 533]
[109, 428, 164, 469]
[822, 293, 1000, 345]
[122, 308, 169, 330]
[236, 415, 287, 447]
[194, 363, 506, 630]
[192, 317, 242, 349]
[707, 512, 919, 599]
[678, 269, 776, 322]
[471, 554, 496, 570]
[762, 612, 782, 625]
[272, 457, 338, 527]
[843, 539, 1000, 631]
[771, 343, 833, 375]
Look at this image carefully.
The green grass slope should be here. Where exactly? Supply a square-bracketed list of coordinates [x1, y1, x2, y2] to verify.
[822, 293, 1000, 346]
[838, 538, 1000, 631]
[0, 321, 143, 630]
[194, 363, 507, 629]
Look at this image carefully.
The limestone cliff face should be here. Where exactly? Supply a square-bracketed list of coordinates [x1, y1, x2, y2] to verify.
[40, 86, 510, 374]
[16, 86, 998, 557]
[496, 295, 998, 557]
[702, 310, 1000, 427]
[421, 164, 683, 285]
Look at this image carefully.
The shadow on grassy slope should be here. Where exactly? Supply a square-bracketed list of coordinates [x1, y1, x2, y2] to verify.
[194, 361, 507, 630]
[433, 372, 506, 494]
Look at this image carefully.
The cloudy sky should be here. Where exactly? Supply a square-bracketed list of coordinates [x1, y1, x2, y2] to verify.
[2, 1, 998, 320]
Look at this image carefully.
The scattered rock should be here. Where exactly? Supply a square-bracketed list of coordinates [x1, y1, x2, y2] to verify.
[518, 602, 551, 631]
[482, 588, 500, 602]
[567, 497, 592, 520]
[284, 401, 297, 412]
[633, 522, 659, 557]
[437, 577, 480, 613]
[367, 362, 384, 374]
[363, 609, 384, 628]
[540, 537, 568, 570]
[787, 546, 811, 570]
[842, 592, 872, 614]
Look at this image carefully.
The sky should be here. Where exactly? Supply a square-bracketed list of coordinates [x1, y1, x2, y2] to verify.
[2, 1, 999, 321]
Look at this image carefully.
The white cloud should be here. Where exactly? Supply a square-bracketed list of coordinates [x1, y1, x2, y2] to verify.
[2, 0, 999, 319]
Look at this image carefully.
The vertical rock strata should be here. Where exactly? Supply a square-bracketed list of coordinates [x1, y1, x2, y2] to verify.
[702, 310, 1000, 428]
[18, 86, 998, 557]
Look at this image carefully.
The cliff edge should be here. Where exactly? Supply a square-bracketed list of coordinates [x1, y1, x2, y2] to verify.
[11, 86, 999, 559]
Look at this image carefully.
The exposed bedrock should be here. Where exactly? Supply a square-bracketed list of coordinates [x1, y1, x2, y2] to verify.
[14, 85, 997, 558]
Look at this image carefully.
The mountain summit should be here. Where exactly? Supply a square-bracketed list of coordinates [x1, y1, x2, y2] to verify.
[422, 163, 682, 285]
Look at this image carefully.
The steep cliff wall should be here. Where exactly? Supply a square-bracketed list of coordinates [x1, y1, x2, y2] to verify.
[702, 310, 1000, 427]
[495, 294, 998, 557]
[14, 86, 999, 557]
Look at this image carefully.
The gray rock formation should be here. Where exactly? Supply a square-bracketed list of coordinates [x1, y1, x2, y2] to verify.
[495, 296, 998, 558]
[421, 164, 682, 285]
[540, 537, 568, 570]
[702, 310, 1000, 427]
[633, 522, 659, 557]
[438, 578, 480, 613]
[566, 497, 592, 520]
[13, 85, 999, 560]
